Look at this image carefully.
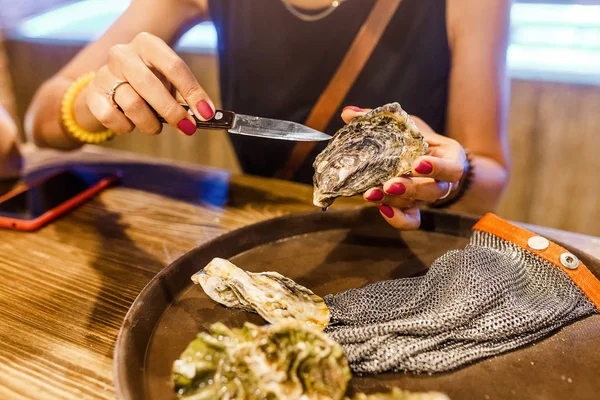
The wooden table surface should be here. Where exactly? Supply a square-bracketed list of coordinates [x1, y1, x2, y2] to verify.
[1, 146, 599, 400]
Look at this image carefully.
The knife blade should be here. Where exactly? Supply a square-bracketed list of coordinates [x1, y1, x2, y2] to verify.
[157, 104, 331, 142]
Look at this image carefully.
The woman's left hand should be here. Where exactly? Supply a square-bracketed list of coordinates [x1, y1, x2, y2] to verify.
[341, 106, 466, 229]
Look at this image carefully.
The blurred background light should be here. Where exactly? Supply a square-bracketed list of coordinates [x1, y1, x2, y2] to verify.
[10, 0, 600, 84]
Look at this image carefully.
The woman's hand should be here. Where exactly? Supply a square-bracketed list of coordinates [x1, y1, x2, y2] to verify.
[84, 32, 215, 137]
[341, 106, 466, 229]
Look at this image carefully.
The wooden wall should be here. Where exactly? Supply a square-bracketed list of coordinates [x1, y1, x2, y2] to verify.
[497, 80, 600, 236]
[5, 40, 599, 236]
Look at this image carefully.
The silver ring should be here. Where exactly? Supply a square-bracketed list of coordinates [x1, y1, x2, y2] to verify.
[438, 182, 453, 200]
[108, 81, 128, 107]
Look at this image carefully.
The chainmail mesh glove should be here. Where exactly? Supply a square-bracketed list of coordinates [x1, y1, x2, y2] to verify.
[324, 214, 600, 374]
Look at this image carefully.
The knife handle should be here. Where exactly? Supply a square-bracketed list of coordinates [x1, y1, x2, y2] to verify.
[156, 104, 235, 130]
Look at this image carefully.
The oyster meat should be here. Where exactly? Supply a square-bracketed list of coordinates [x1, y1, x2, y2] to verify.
[313, 102, 428, 208]
[192, 257, 330, 329]
[172, 320, 351, 400]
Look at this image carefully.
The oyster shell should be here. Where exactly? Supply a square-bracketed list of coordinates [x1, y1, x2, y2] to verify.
[192, 257, 330, 329]
[172, 320, 351, 400]
[313, 102, 428, 208]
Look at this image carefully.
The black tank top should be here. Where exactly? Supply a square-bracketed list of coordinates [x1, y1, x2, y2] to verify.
[207, 0, 450, 184]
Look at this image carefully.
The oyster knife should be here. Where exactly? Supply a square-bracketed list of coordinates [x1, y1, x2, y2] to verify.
[158, 104, 331, 142]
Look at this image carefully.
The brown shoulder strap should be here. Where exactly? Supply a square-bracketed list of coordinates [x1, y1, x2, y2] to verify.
[275, 0, 403, 180]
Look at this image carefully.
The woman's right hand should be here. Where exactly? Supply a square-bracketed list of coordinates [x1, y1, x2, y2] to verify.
[85, 32, 215, 137]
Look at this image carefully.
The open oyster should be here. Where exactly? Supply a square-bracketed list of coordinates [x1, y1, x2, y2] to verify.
[192, 257, 330, 329]
[172, 320, 351, 400]
[313, 102, 428, 208]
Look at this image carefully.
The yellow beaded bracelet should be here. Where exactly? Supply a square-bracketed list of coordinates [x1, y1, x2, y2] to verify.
[61, 72, 115, 144]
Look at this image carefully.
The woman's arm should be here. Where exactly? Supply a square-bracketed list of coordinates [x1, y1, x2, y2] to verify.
[24, 0, 209, 150]
[0, 106, 22, 179]
[444, 0, 512, 213]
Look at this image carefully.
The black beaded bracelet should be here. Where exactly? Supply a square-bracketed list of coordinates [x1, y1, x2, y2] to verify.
[429, 149, 474, 209]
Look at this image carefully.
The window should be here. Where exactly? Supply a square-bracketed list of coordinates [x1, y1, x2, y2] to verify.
[510, 1, 600, 84]
[0, 0, 72, 30]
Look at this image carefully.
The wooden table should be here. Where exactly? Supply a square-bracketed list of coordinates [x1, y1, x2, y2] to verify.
[1, 146, 599, 400]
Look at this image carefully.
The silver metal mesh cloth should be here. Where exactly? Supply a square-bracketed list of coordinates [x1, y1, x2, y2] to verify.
[324, 230, 597, 374]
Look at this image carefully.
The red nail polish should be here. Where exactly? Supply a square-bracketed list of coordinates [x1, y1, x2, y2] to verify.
[178, 119, 196, 136]
[365, 189, 384, 201]
[197, 100, 215, 120]
[415, 161, 433, 175]
[379, 204, 394, 219]
[387, 182, 406, 196]
[343, 106, 363, 113]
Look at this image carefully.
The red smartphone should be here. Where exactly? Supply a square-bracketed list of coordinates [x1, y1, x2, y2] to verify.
[0, 168, 120, 231]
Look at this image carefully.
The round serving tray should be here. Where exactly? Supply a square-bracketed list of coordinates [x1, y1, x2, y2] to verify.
[114, 207, 599, 400]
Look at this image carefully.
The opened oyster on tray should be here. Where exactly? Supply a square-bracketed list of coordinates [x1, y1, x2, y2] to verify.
[173, 320, 350, 400]
[192, 257, 330, 329]
[313, 102, 428, 209]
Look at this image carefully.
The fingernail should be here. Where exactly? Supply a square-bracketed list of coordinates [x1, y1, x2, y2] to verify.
[379, 204, 394, 219]
[197, 100, 215, 120]
[415, 161, 433, 175]
[178, 119, 196, 136]
[386, 182, 406, 196]
[343, 106, 363, 113]
[365, 189, 384, 201]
